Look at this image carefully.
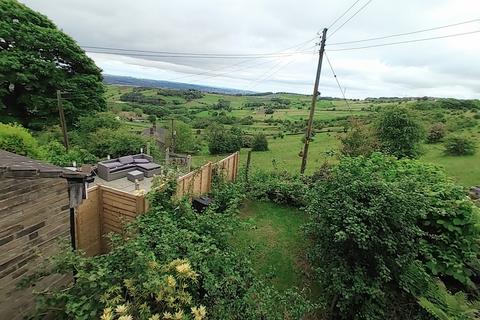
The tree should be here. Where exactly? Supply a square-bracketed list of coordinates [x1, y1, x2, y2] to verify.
[252, 134, 268, 151]
[340, 120, 379, 157]
[206, 124, 242, 155]
[0, 0, 105, 129]
[75, 112, 120, 135]
[165, 120, 196, 153]
[212, 99, 232, 111]
[264, 107, 274, 115]
[444, 136, 476, 156]
[426, 122, 447, 143]
[375, 107, 424, 158]
[147, 114, 157, 124]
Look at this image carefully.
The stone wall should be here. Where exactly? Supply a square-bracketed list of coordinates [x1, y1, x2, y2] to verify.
[0, 177, 71, 319]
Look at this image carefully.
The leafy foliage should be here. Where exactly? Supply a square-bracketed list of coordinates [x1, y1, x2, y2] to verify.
[427, 123, 447, 144]
[206, 124, 243, 155]
[39, 141, 96, 166]
[305, 154, 480, 319]
[164, 120, 197, 153]
[247, 170, 307, 206]
[251, 133, 268, 151]
[25, 178, 314, 319]
[340, 120, 380, 156]
[75, 112, 121, 134]
[444, 136, 476, 156]
[376, 107, 424, 158]
[0, 122, 39, 157]
[85, 128, 149, 158]
[0, 0, 105, 129]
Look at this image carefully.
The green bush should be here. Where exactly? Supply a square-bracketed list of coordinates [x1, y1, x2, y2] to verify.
[86, 128, 148, 158]
[444, 136, 476, 156]
[206, 124, 243, 155]
[340, 121, 379, 156]
[0, 123, 39, 157]
[426, 122, 447, 143]
[164, 120, 196, 153]
[251, 134, 268, 151]
[305, 154, 480, 319]
[248, 170, 307, 206]
[76, 112, 121, 134]
[376, 107, 424, 158]
[40, 141, 97, 166]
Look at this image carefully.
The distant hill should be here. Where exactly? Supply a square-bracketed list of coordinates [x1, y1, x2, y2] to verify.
[103, 74, 257, 95]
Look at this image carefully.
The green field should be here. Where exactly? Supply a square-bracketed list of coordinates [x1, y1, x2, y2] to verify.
[106, 85, 480, 187]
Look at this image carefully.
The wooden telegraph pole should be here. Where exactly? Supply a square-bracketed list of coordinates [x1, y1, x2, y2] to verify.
[300, 28, 327, 174]
[170, 118, 175, 153]
[56, 90, 70, 151]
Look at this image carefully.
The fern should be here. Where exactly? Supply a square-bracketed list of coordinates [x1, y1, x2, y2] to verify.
[402, 263, 479, 320]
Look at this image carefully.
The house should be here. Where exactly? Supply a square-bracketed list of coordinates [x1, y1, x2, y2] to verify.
[0, 150, 86, 319]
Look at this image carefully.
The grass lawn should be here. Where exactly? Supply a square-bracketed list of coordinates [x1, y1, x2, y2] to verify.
[421, 143, 480, 187]
[230, 201, 318, 294]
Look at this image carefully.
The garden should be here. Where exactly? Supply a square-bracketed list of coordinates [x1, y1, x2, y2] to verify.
[21, 152, 480, 320]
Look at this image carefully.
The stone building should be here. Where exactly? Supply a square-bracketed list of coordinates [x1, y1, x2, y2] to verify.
[0, 150, 85, 319]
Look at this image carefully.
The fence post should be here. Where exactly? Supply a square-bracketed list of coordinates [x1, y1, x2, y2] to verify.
[245, 150, 252, 182]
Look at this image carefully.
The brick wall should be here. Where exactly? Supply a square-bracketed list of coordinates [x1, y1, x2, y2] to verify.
[0, 177, 72, 319]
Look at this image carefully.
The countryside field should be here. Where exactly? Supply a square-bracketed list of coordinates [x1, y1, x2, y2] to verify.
[106, 85, 480, 187]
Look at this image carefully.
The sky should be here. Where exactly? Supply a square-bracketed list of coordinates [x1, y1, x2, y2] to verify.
[20, 0, 480, 98]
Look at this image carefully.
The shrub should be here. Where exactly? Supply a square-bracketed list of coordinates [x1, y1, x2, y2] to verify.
[206, 124, 243, 155]
[305, 154, 480, 319]
[251, 134, 268, 151]
[340, 120, 379, 156]
[87, 128, 148, 158]
[376, 107, 424, 158]
[426, 122, 447, 143]
[164, 120, 196, 153]
[76, 112, 121, 134]
[242, 135, 253, 148]
[248, 170, 307, 206]
[40, 141, 97, 166]
[0, 123, 39, 157]
[444, 136, 476, 156]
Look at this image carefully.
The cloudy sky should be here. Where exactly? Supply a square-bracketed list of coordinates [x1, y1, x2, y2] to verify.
[21, 0, 480, 98]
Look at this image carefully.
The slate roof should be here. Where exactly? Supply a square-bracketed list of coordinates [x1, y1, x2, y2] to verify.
[0, 150, 85, 179]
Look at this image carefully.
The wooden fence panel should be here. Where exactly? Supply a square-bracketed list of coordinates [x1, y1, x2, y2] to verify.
[75, 186, 102, 256]
[75, 185, 147, 255]
[214, 151, 239, 182]
[75, 152, 238, 256]
[176, 162, 212, 198]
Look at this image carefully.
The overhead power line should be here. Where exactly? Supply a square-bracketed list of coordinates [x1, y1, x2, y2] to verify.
[83, 49, 314, 59]
[328, 0, 373, 39]
[328, 0, 362, 29]
[327, 29, 480, 51]
[167, 40, 317, 82]
[329, 18, 480, 45]
[324, 52, 350, 110]
[81, 39, 317, 59]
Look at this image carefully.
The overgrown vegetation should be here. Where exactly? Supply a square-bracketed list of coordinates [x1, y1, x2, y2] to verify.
[24, 178, 315, 319]
[305, 153, 480, 319]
